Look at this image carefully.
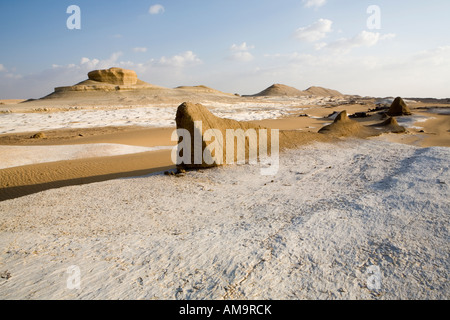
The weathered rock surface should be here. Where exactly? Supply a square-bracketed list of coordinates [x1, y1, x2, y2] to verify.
[319, 110, 371, 137]
[387, 97, 412, 116]
[174, 102, 272, 168]
[87, 67, 138, 85]
[319, 111, 406, 137]
[372, 117, 407, 134]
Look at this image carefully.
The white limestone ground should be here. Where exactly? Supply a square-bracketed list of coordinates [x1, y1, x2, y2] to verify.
[0, 97, 329, 135]
[0, 139, 448, 300]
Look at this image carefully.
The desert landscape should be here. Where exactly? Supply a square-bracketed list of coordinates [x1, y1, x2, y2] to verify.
[0, 66, 449, 300]
[1, 1, 449, 303]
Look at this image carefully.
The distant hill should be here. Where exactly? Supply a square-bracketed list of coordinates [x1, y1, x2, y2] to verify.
[175, 85, 233, 96]
[250, 84, 308, 97]
[304, 86, 343, 97]
[249, 84, 343, 97]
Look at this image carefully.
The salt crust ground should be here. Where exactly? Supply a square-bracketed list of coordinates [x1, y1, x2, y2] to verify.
[0, 101, 309, 135]
[0, 139, 448, 300]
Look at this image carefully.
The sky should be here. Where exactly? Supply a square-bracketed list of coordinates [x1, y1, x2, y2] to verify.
[0, 0, 449, 99]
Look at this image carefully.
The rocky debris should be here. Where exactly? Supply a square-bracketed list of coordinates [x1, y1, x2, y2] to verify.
[0, 271, 11, 280]
[369, 105, 390, 113]
[327, 111, 340, 120]
[349, 112, 369, 119]
[30, 132, 46, 139]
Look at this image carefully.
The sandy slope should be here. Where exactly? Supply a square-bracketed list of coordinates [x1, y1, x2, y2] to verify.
[0, 139, 448, 300]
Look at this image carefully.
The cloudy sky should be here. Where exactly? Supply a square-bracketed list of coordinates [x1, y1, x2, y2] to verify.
[1, 0, 449, 99]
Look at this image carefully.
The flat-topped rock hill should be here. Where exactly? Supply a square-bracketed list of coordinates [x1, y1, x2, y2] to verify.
[88, 67, 138, 86]
[53, 67, 164, 93]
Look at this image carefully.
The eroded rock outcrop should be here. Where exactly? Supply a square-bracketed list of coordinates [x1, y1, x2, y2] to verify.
[318, 110, 371, 137]
[319, 110, 406, 137]
[372, 117, 407, 134]
[87, 68, 138, 86]
[174, 102, 275, 169]
[387, 97, 412, 116]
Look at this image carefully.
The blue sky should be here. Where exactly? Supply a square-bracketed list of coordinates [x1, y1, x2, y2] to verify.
[1, 0, 449, 99]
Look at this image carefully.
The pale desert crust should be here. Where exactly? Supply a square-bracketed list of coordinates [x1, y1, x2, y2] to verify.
[1, 139, 448, 300]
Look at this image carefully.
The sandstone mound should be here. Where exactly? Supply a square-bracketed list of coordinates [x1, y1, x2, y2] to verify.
[318, 111, 372, 137]
[88, 67, 138, 85]
[371, 117, 407, 134]
[30, 132, 46, 139]
[387, 97, 412, 116]
[252, 84, 308, 97]
[51, 68, 164, 95]
[175, 102, 272, 168]
[319, 111, 407, 137]
[305, 86, 343, 97]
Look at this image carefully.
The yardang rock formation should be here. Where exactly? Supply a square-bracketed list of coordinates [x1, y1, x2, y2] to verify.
[174, 102, 275, 169]
[387, 97, 412, 116]
[87, 67, 138, 86]
[319, 110, 407, 137]
[53, 67, 160, 93]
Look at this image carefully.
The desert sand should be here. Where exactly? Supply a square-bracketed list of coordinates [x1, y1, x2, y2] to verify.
[0, 70, 449, 300]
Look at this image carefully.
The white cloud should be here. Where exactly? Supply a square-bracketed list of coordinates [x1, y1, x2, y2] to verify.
[303, 0, 327, 9]
[4, 73, 23, 80]
[0, 64, 6, 72]
[314, 42, 327, 51]
[231, 43, 255, 52]
[133, 47, 148, 53]
[157, 51, 202, 68]
[294, 19, 333, 42]
[79, 52, 124, 70]
[228, 42, 255, 62]
[149, 4, 165, 15]
[230, 51, 254, 62]
[324, 31, 396, 53]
